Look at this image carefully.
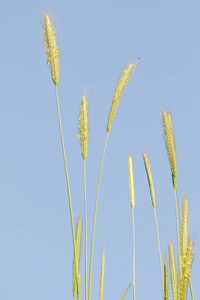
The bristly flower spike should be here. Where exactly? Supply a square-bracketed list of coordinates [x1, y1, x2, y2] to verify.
[127, 154, 135, 209]
[107, 59, 138, 133]
[162, 108, 177, 188]
[78, 94, 89, 160]
[43, 14, 60, 86]
[99, 247, 105, 300]
[143, 152, 156, 208]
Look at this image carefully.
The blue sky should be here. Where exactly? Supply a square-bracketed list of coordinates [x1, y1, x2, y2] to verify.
[0, 0, 200, 299]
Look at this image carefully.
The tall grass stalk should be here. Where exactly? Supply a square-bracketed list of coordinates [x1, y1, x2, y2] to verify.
[88, 132, 108, 300]
[143, 152, 164, 298]
[132, 208, 135, 300]
[55, 86, 78, 284]
[83, 160, 88, 300]
[88, 62, 137, 300]
[42, 13, 78, 284]
[78, 94, 89, 300]
[127, 154, 135, 300]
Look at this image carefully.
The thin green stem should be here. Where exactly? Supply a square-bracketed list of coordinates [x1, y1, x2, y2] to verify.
[84, 160, 88, 300]
[132, 208, 135, 300]
[174, 188, 180, 269]
[55, 86, 78, 281]
[153, 208, 164, 298]
[88, 132, 109, 300]
[175, 187, 181, 219]
[189, 278, 194, 300]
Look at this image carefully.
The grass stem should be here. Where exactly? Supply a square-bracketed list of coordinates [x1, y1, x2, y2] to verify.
[153, 207, 164, 298]
[88, 132, 109, 300]
[132, 208, 135, 300]
[55, 86, 78, 285]
[84, 160, 88, 300]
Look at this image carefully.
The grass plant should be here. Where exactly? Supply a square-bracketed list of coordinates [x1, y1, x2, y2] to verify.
[41, 12, 195, 300]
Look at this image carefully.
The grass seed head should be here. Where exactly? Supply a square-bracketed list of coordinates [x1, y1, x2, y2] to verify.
[162, 108, 177, 188]
[99, 248, 105, 300]
[78, 95, 89, 160]
[164, 260, 169, 300]
[107, 60, 138, 133]
[143, 152, 156, 208]
[180, 197, 188, 258]
[73, 218, 82, 300]
[127, 154, 135, 209]
[178, 238, 194, 300]
[169, 242, 177, 300]
[43, 13, 60, 86]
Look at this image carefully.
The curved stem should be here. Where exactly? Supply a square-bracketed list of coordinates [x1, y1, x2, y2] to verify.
[55, 86, 78, 278]
[88, 132, 109, 300]
[132, 208, 135, 300]
[174, 188, 180, 269]
[84, 160, 88, 300]
[153, 207, 164, 298]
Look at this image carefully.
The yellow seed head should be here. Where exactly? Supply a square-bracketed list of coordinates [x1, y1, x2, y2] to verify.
[180, 197, 188, 258]
[73, 218, 82, 299]
[107, 60, 138, 133]
[162, 108, 177, 188]
[43, 14, 60, 86]
[127, 155, 135, 209]
[99, 248, 105, 300]
[78, 95, 89, 160]
[178, 238, 194, 300]
[164, 260, 169, 300]
[169, 243, 177, 300]
[143, 152, 156, 208]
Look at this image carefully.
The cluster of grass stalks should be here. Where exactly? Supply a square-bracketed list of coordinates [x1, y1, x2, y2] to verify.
[42, 13, 195, 300]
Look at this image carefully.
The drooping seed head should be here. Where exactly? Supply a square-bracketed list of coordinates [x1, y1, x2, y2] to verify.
[78, 95, 89, 160]
[107, 60, 138, 133]
[127, 154, 135, 209]
[162, 108, 177, 188]
[143, 152, 156, 208]
[43, 14, 60, 86]
[99, 247, 105, 300]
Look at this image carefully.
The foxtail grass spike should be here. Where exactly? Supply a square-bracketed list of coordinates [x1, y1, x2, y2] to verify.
[73, 218, 82, 300]
[178, 238, 194, 300]
[43, 14, 60, 86]
[107, 60, 138, 133]
[143, 152, 156, 208]
[169, 243, 177, 300]
[164, 260, 169, 300]
[99, 248, 105, 300]
[162, 108, 177, 188]
[180, 198, 188, 258]
[78, 95, 89, 160]
[127, 155, 135, 209]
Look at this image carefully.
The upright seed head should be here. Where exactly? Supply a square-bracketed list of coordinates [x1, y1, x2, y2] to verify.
[179, 238, 194, 300]
[107, 60, 138, 133]
[43, 13, 60, 86]
[127, 154, 135, 209]
[164, 260, 169, 300]
[99, 247, 105, 300]
[78, 95, 89, 160]
[162, 108, 177, 188]
[180, 197, 188, 259]
[143, 152, 156, 208]
[169, 242, 177, 300]
[72, 218, 82, 300]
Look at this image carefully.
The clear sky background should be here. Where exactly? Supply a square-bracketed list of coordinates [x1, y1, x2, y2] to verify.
[0, 0, 200, 299]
